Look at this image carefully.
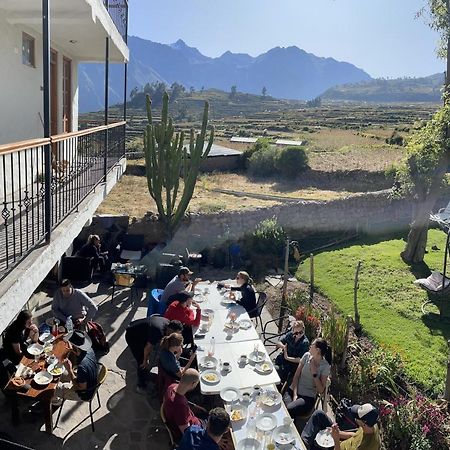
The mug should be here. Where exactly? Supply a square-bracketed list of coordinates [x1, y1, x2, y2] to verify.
[222, 361, 231, 372]
[239, 355, 247, 365]
[242, 392, 251, 404]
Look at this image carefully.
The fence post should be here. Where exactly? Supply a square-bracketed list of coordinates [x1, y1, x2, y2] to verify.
[353, 260, 362, 333]
[309, 253, 314, 303]
[278, 237, 290, 333]
[103, 34, 110, 181]
[445, 339, 450, 401]
[340, 315, 352, 370]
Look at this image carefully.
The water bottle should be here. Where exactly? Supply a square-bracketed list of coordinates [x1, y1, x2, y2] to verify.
[208, 337, 215, 357]
[247, 406, 257, 438]
[66, 316, 74, 333]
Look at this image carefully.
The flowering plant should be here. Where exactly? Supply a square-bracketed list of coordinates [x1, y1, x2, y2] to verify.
[294, 304, 321, 341]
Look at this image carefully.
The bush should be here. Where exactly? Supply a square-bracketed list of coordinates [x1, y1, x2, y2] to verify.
[275, 146, 309, 179]
[251, 217, 286, 255]
[248, 146, 278, 177]
[321, 306, 348, 363]
[241, 138, 270, 169]
[294, 303, 322, 341]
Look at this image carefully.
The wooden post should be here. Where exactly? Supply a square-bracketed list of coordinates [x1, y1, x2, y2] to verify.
[278, 237, 290, 333]
[354, 261, 362, 333]
[309, 253, 314, 303]
[445, 339, 450, 401]
[340, 315, 352, 370]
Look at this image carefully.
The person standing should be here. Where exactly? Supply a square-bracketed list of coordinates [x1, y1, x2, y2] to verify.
[51, 279, 98, 327]
[125, 317, 183, 393]
[162, 267, 201, 304]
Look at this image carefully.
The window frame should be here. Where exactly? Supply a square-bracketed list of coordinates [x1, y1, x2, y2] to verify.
[22, 32, 35, 67]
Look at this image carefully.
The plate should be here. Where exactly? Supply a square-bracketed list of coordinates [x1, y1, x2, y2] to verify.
[39, 333, 54, 344]
[236, 438, 260, 450]
[194, 295, 206, 303]
[199, 356, 218, 370]
[315, 429, 335, 448]
[260, 389, 282, 407]
[33, 370, 53, 385]
[239, 319, 252, 330]
[27, 343, 44, 356]
[220, 387, 240, 403]
[201, 309, 214, 319]
[224, 322, 240, 333]
[255, 413, 277, 432]
[230, 406, 247, 422]
[48, 362, 64, 376]
[221, 298, 236, 305]
[248, 350, 265, 364]
[201, 369, 221, 385]
[273, 425, 295, 445]
[255, 361, 273, 374]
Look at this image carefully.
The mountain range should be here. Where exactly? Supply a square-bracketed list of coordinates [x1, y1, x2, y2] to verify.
[78, 36, 372, 112]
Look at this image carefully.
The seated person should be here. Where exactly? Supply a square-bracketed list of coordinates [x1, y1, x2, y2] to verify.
[54, 330, 98, 403]
[161, 266, 201, 304]
[51, 279, 98, 327]
[1, 310, 39, 365]
[283, 338, 331, 417]
[222, 271, 257, 318]
[178, 407, 231, 450]
[77, 234, 111, 273]
[163, 369, 207, 443]
[301, 403, 381, 450]
[125, 317, 183, 393]
[159, 333, 196, 379]
[274, 320, 309, 384]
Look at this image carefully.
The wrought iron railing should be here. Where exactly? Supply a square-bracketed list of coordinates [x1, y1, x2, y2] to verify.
[0, 121, 126, 280]
[104, 0, 128, 43]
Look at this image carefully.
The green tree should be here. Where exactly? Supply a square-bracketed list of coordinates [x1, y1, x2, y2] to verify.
[230, 85, 237, 99]
[262, 86, 267, 97]
[143, 92, 214, 238]
[399, 0, 450, 263]
[275, 146, 309, 179]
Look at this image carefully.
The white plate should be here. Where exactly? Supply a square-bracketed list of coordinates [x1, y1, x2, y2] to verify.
[33, 370, 53, 385]
[248, 350, 265, 364]
[239, 319, 252, 330]
[221, 298, 236, 305]
[201, 369, 221, 385]
[255, 361, 273, 374]
[48, 362, 64, 377]
[273, 425, 295, 445]
[27, 343, 44, 356]
[220, 387, 240, 403]
[236, 438, 260, 450]
[201, 309, 214, 319]
[315, 429, 335, 448]
[39, 333, 55, 344]
[229, 406, 247, 422]
[260, 389, 282, 407]
[255, 413, 277, 432]
[223, 322, 240, 333]
[199, 356, 218, 370]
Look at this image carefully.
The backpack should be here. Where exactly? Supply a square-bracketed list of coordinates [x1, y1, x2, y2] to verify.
[335, 398, 358, 431]
[87, 321, 110, 354]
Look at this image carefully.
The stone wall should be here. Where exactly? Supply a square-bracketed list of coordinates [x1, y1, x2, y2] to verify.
[135, 191, 416, 256]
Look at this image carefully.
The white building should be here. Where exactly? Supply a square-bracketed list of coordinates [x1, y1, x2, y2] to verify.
[0, 0, 129, 332]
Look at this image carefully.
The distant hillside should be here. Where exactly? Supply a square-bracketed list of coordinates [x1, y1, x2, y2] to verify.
[321, 73, 444, 102]
[78, 36, 371, 112]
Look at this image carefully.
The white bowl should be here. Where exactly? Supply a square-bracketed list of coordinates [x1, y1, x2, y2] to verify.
[248, 350, 265, 364]
[236, 438, 260, 450]
[260, 389, 282, 407]
[273, 424, 296, 445]
[27, 343, 44, 356]
[315, 429, 335, 448]
[33, 370, 53, 385]
[255, 413, 277, 432]
[201, 369, 221, 384]
[255, 361, 273, 374]
[199, 356, 218, 370]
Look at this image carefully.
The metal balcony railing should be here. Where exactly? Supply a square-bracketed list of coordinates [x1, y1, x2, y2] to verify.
[0, 122, 126, 281]
[104, 0, 128, 43]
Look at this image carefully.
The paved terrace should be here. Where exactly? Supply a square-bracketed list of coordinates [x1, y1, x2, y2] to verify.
[0, 270, 276, 450]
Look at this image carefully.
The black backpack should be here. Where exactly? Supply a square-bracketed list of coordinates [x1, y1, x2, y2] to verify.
[335, 398, 358, 431]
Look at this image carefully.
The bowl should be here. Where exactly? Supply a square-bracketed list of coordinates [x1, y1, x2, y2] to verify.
[260, 389, 282, 407]
[33, 370, 53, 386]
[255, 413, 277, 432]
[236, 438, 260, 450]
[229, 406, 247, 423]
[273, 424, 296, 445]
[199, 356, 218, 370]
[27, 343, 44, 356]
[315, 429, 335, 448]
[201, 369, 221, 384]
[220, 387, 240, 403]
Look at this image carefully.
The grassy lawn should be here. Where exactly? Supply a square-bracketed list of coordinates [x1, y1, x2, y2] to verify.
[296, 229, 450, 395]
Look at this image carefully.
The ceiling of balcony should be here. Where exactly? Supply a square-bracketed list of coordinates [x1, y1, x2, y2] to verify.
[0, 0, 128, 62]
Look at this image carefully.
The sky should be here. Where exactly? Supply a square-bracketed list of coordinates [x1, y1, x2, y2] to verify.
[129, 0, 445, 79]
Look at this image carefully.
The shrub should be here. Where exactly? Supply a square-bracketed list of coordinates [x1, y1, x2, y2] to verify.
[241, 138, 270, 169]
[248, 146, 278, 177]
[251, 217, 286, 256]
[321, 306, 348, 363]
[294, 303, 321, 341]
[275, 146, 309, 179]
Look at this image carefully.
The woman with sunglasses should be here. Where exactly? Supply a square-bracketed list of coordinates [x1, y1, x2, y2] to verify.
[274, 320, 309, 384]
[224, 271, 257, 318]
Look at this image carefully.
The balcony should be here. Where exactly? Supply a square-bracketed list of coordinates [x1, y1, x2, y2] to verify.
[0, 122, 126, 282]
[104, 0, 128, 43]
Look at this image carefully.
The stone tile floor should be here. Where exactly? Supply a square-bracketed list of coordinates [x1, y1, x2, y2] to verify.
[0, 269, 276, 449]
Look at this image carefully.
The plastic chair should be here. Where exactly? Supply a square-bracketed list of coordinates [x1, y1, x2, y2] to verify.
[54, 362, 108, 432]
[248, 292, 268, 330]
[147, 288, 165, 317]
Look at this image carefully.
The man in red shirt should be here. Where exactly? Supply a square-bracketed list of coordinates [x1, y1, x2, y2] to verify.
[163, 368, 204, 442]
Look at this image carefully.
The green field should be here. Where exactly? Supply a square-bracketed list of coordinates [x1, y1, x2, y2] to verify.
[296, 229, 449, 396]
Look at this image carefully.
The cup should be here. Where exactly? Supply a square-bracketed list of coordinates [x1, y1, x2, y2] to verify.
[283, 416, 294, 426]
[222, 361, 231, 372]
[242, 392, 251, 404]
[239, 355, 247, 365]
[253, 385, 262, 400]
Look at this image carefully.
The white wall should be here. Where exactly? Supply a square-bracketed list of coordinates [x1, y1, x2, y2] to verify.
[0, 15, 79, 146]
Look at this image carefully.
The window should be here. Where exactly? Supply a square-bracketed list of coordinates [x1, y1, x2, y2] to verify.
[22, 33, 35, 67]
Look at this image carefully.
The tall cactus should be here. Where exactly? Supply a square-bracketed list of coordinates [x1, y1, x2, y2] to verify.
[143, 92, 214, 237]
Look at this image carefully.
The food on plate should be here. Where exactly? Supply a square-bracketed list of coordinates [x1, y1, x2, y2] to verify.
[11, 377, 25, 387]
[261, 363, 271, 372]
[204, 373, 218, 382]
[224, 322, 233, 329]
[230, 409, 244, 421]
[49, 366, 63, 376]
[278, 433, 292, 444]
[261, 396, 275, 406]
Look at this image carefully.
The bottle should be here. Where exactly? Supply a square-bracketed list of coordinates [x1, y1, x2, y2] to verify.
[208, 337, 215, 357]
[246, 405, 257, 439]
[66, 316, 73, 333]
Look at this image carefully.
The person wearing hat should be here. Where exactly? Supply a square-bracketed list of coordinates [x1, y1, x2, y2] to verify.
[161, 267, 201, 305]
[301, 403, 381, 450]
[54, 330, 98, 403]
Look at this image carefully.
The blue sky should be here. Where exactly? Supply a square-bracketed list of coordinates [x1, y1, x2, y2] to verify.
[129, 0, 444, 78]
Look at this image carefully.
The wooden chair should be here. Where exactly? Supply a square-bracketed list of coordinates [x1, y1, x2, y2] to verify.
[54, 362, 108, 432]
[160, 402, 177, 449]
